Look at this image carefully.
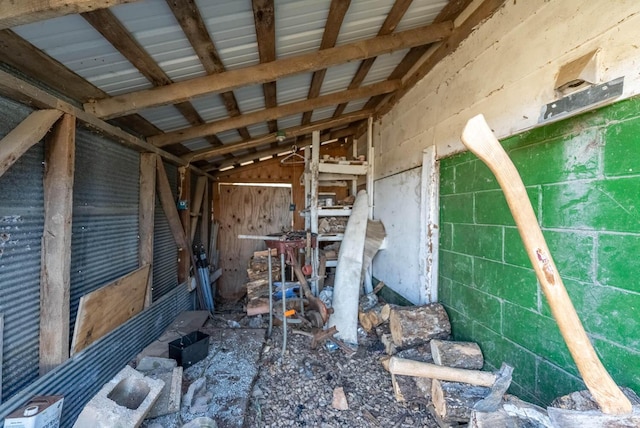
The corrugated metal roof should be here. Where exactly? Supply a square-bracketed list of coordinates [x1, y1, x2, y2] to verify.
[9, 0, 451, 168]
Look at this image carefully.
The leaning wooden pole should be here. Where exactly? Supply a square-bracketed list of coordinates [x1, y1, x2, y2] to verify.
[460, 114, 631, 415]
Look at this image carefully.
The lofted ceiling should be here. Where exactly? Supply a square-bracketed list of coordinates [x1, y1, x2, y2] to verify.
[0, 0, 501, 173]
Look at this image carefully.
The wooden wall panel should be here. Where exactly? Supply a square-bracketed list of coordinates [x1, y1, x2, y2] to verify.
[217, 184, 291, 301]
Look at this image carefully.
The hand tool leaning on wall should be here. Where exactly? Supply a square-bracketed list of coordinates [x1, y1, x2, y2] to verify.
[460, 114, 632, 415]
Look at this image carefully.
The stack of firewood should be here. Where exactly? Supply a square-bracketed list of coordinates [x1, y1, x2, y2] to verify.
[245, 248, 281, 316]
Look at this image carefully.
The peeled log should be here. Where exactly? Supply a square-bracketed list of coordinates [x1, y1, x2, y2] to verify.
[432, 379, 490, 423]
[431, 339, 484, 369]
[389, 303, 450, 348]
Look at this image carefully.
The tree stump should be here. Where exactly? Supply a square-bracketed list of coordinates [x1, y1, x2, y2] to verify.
[431, 339, 484, 369]
[389, 303, 451, 348]
[431, 379, 490, 423]
[469, 395, 551, 428]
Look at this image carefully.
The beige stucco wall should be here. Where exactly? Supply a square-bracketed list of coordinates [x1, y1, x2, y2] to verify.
[375, 0, 640, 179]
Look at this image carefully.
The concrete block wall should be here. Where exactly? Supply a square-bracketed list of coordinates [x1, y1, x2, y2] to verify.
[438, 97, 640, 405]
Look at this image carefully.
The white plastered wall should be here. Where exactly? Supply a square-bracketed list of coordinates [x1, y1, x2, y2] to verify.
[371, 0, 640, 300]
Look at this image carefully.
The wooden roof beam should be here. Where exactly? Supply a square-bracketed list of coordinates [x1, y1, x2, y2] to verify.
[301, 0, 351, 125]
[0, 0, 140, 29]
[184, 109, 373, 163]
[166, 0, 252, 142]
[85, 21, 453, 119]
[149, 80, 399, 147]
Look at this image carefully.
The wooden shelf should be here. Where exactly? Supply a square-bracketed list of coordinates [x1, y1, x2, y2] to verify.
[318, 233, 344, 242]
[318, 163, 367, 175]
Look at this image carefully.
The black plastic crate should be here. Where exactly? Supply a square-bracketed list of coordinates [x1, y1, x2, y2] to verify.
[168, 331, 210, 368]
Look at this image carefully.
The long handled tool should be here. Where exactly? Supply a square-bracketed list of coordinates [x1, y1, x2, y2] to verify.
[460, 114, 631, 415]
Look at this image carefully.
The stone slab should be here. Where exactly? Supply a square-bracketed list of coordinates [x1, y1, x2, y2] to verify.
[145, 366, 182, 418]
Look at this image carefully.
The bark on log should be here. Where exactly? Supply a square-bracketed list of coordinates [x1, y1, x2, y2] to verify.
[547, 388, 640, 428]
[389, 303, 450, 348]
[432, 379, 490, 423]
[246, 298, 270, 316]
[469, 395, 552, 428]
[431, 339, 484, 369]
[391, 373, 430, 403]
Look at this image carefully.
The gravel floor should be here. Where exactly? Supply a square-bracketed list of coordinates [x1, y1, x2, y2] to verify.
[244, 324, 438, 428]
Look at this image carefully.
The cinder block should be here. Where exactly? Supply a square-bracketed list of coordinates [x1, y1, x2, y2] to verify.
[73, 365, 164, 428]
[136, 357, 177, 373]
[145, 366, 183, 418]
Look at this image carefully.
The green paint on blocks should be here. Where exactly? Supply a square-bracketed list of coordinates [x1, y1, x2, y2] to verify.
[451, 224, 502, 261]
[598, 233, 640, 293]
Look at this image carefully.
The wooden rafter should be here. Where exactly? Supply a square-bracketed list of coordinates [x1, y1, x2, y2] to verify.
[84, 21, 453, 119]
[301, 0, 351, 125]
[252, 0, 278, 134]
[332, 0, 414, 118]
[0, 0, 140, 29]
[81, 8, 225, 150]
[149, 80, 400, 147]
[185, 109, 373, 163]
[375, 0, 507, 117]
[166, 0, 252, 142]
[0, 29, 161, 138]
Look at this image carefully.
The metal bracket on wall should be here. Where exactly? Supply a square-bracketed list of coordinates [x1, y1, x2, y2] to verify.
[539, 76, 624, 123]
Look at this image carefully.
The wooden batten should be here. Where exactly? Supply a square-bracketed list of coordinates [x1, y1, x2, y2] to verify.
[39, 113, 75, 375]
[0, 109, 62, 179]
[190, 175, 207, 243]
[178, 167, 192, 284]
[139, 153, 157, 308]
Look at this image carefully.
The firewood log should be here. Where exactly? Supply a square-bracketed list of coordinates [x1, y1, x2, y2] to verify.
[389, 303, 451, 348]
[431, 339, 484, 369]
[431, 379, 490, 423]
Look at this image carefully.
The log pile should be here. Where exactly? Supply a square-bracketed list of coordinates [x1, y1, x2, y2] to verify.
[245, 249, 281, 316]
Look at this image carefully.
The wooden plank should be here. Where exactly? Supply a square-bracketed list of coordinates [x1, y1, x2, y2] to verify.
[186, 109, 373, 162]
[217, 184, 291, 300]
[0, 109, 62, 178]
[302, 0, 351, 124]
[190, 175, 207, 243]
[39, 113, 75, 374]
[333, 0, 414, 118]
[166, 0, 250, 142]
[421, 146, 439, 302]
[139, 153, 157, 308]
[149, 80, 399, 147]
[71, 265, 150, 355]
[0, 0, 139, 29]
[200, 179, 210, 247]
[84, 21, 453, 119]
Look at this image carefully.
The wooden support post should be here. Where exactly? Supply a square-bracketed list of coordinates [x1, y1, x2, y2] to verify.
[190, 175, 207, 243]
[39, 113, 75, 375]
[156, 161, 194, 285]
[139, 153, 157, 308]
[178, 166, 191, 284]
[0, 109, 62, 178]
[420, 146, 439, 303]
[200, 179, 210, 249]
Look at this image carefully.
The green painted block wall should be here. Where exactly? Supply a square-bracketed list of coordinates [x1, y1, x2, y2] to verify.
[439, 97, 640, 406]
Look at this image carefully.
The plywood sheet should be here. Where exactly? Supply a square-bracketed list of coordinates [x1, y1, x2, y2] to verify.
[217, 184, 291, 300]
[71, 264, 150, 354]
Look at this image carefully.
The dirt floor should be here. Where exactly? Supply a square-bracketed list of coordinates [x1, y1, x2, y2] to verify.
[141, 303, 438, 427]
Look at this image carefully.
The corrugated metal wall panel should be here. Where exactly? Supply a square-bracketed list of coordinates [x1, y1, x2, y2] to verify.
[152, 161, 179, 301]
[70, 129, 140, 334]
[0, 97, 42, 401]
[0, 284, 194, 426]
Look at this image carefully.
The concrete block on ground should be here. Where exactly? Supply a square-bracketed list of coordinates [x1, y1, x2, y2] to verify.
[73, 365, 164, 428]
[136, 311, 210, 363]
[145, 366, 183, 419]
